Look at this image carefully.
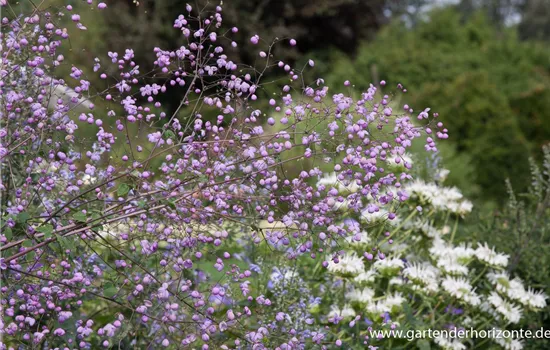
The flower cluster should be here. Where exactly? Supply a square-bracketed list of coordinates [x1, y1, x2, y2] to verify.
[310, 170, 546, 349]
[0, 2, 448, 349]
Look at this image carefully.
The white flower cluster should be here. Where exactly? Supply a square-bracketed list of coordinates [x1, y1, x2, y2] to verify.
[475, 243, 509, 267]
[327, 304, 356, 320]
[326, 252, 365, 276]
[441, 276, 481, 306]
[487, 271, 547, 310]
[318, 173, 546, 350]
[403, 262, 439, 292]
[317, 172, 360, 193]
[405, 179, 473, 215]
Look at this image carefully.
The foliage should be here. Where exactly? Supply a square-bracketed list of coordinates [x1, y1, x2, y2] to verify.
[287, 168, 547, 349]
[470, 145, 550, 349]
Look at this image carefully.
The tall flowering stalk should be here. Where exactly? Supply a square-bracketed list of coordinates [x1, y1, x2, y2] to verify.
[0, 2, 447, 348]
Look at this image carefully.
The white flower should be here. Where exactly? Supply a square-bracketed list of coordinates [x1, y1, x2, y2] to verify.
[404, 180, 472, 215]
[98, 222, 131, 238]
[81, 174, 97, 186]
[366, 301, 389, 315]
[385, 152, 413, 169]
[327, 304, 356, 319]
[487, 292, 522, 324]
[430, 238, 474, 265]
[345, 231, 370, 246]
[522, 288, 547, 309]
[346, 288, 375, 304]
[437, 255, 469, 276]
[354, 269, 378, 284]
[403, 262, 440, 291]
[493, 331, 524, 350]
[435, 168, 451, 183]
[487, 271, 513, 291]
[441, 277, 481, 306]
[434, 336, 467, 350]
[317, 172, 360, 193]
[507, 278, 527, 301]
[384, 292, 405, 310]
[326, 253, 365, 276]
[360, 208, 395, 225]
[487, 272, 529, 303]
[373, 257, 404, 275]
[365, 293, 405, 315]
[475, 243, 509, 267]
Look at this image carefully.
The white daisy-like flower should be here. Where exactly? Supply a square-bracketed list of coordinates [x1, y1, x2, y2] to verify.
[487, 292, 523, 324]
[429, 238, 475, 264]
[354, 269, 378, 284]
[487, 271, 512, 292]
[507, 278, 527, 301]
[373, 257, 404, 275]
[365, 293, 406, 315]
[404, 180, 472, 215]
[365, 301, 389, 315]
[316, 172, 338, 188]
[346, 288, 375, 304]
[475, 243, 509, 267]
[450, 200, 473, 216]
[434, 336, 467, 350]
[435, 168, 451, 183]
[522, 288, 547, 309]
[487, 272, 529, 304]
[441, 276, 481, 306]
[436, 255, 469, 276]
[326, 252, 365, 276]
[327, 304, 356, 319]
[332, 198, 353, 211]
[403, 262, 440, 291]
[384, 292, 405, 310]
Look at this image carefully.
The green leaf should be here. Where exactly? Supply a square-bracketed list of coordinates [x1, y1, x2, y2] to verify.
[58, 236, 75, 252]
[117, 183, 130, 197]
[165, 130, 175, 139]
[37, 224, 54, 239]
[165, 199, 177, 210]
[72, 212, 87, 223]
[104, 283, 117, 298]
[3, 227, 12, 240]
[17, 212, 30, 224]
[417, 339, 431, 350]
